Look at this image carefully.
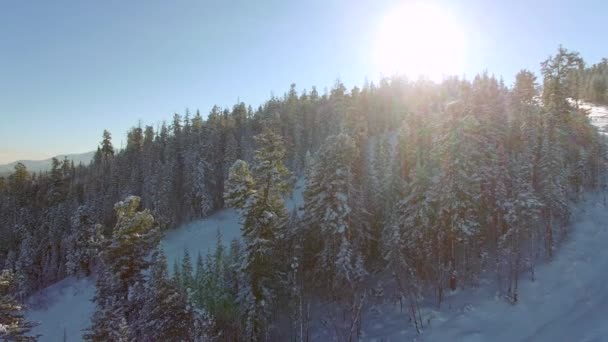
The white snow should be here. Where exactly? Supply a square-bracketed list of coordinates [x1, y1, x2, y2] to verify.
[581, 101, 608, 134]
[162, 208, 242, 268]
[27, 207, 243, 341]
[358, 191, 608, 341]
[358, 103, 608, 341]
[26, 277, 95, 342]
[25, 177, 306, 341]
[22, 99, 608, 342]
[285, 176, 306, 214]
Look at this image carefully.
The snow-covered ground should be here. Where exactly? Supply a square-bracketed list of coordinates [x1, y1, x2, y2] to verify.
[24, 102, 608, 341]
[26, 178, 305, 341]
[26, 277, 95, 341]
[362, 191, 608, 342]
[581, 102, 608, 134]
[161, 208, 242, 269]
[26, 208, 244, 341]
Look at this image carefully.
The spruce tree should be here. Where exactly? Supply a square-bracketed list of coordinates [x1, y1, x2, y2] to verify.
[0, 269, 37, 341]
[224, 129, 290, 341]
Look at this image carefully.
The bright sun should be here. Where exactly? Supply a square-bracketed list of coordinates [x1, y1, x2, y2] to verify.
[374, 3, 466, 81]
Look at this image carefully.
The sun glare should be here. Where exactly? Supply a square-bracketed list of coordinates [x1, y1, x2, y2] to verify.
[374, 2, 466, 81]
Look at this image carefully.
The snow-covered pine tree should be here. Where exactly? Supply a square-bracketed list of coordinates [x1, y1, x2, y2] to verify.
[84, 264, 127, 341]
[140, 249, 202, 341]
[389, 159, 438, 305]
[85, 196, 160, 341]
[302, 133, 367, 339]
[500, 157, 541, 303]
[224, 128, 290, 341]
[537, 126, 569, 257]
[104, 196, 160, 299]
[66, 206, 103, 277]
[0, 269, 37, 341]
[428, 102, 482, 291]
[302, 133, 365, 289]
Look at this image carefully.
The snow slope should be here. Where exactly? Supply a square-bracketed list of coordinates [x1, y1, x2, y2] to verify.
[359, 103, 608, 341]
[26, 178, 305, 341]
[362, 192, 608, 342]
[424, 194, 608, 342]
[27, 209, 242, 341]
[24, 102, 608, 341]
[26, 277, 95, 341]
[161, 208, 242, 269]
[581, 101, 608, 134]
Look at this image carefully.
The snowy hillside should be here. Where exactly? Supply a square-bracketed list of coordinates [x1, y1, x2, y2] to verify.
[362, 192, 608, 341]
[23, 102, 608, 341]
[25, 178, 305, 341]
[26, 209, 241, 341]
[26, 278, 95, 341]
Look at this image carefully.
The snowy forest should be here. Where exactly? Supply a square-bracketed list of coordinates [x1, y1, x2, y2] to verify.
[1, 46, 608, 341]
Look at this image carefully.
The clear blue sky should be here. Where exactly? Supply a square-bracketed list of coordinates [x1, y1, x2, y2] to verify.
[1, 0, 606, 163]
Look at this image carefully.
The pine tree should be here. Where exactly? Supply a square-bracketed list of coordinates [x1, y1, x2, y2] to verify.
[104, 196, 160, 298]
[66, 206, 103, 276]
[140, 250, 202, 341]
[429, 103, 481, 291]
[181, 248, 193, 291]
[302, 133, 364, 289]
[224, 129, 290, 340]
[100, 130, 115, 161]
[501, 158, 541, 303]
[86, 196, 160, 341]
[0, 269, 37, 341]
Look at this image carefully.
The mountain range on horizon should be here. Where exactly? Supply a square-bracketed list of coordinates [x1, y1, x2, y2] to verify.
[0, 151, 95, 176]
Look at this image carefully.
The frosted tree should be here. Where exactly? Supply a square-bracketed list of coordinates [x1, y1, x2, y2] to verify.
[86, 196, 160, 341]
[224, 129, 290, 341]
[500, 160, 541, 303]
[302, 133, 367, 339]
[389, 160, 437, 306]
[537, 128, 569, 257]
[429, 104, 481, 291]
[104, 196, 160, 298]
[84, 265, 127, 341]
[303, 133, 364, 287]
[0, 269, 37, 341]
[66, 206, 103, 276]
[192, 157, 213, 218]
[139, 250, 202, 341]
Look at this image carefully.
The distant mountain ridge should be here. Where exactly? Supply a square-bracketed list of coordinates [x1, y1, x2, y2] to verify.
[0, 151, 95, 176]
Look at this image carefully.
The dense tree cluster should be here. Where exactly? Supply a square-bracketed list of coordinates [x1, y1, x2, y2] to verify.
[0, 46, 606, 340]
[578, 58, 608, 104]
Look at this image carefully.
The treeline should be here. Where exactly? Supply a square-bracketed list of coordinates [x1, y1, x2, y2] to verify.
[579, 57, 608, 104]
[0, 63, 415, 297]
[173, 47, 605, 340]
[0, 46, 606, 341]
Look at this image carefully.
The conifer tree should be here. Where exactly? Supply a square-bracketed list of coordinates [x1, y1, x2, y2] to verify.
[224, 129, 290, 341]
[0, 269, 37, 341]
[141, 250, 201, 341]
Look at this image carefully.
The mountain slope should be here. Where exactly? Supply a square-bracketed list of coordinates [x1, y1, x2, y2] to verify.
[23, 102, 608, 341]
[360, 191, 608, 341]
[0, 151, 95, 176]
